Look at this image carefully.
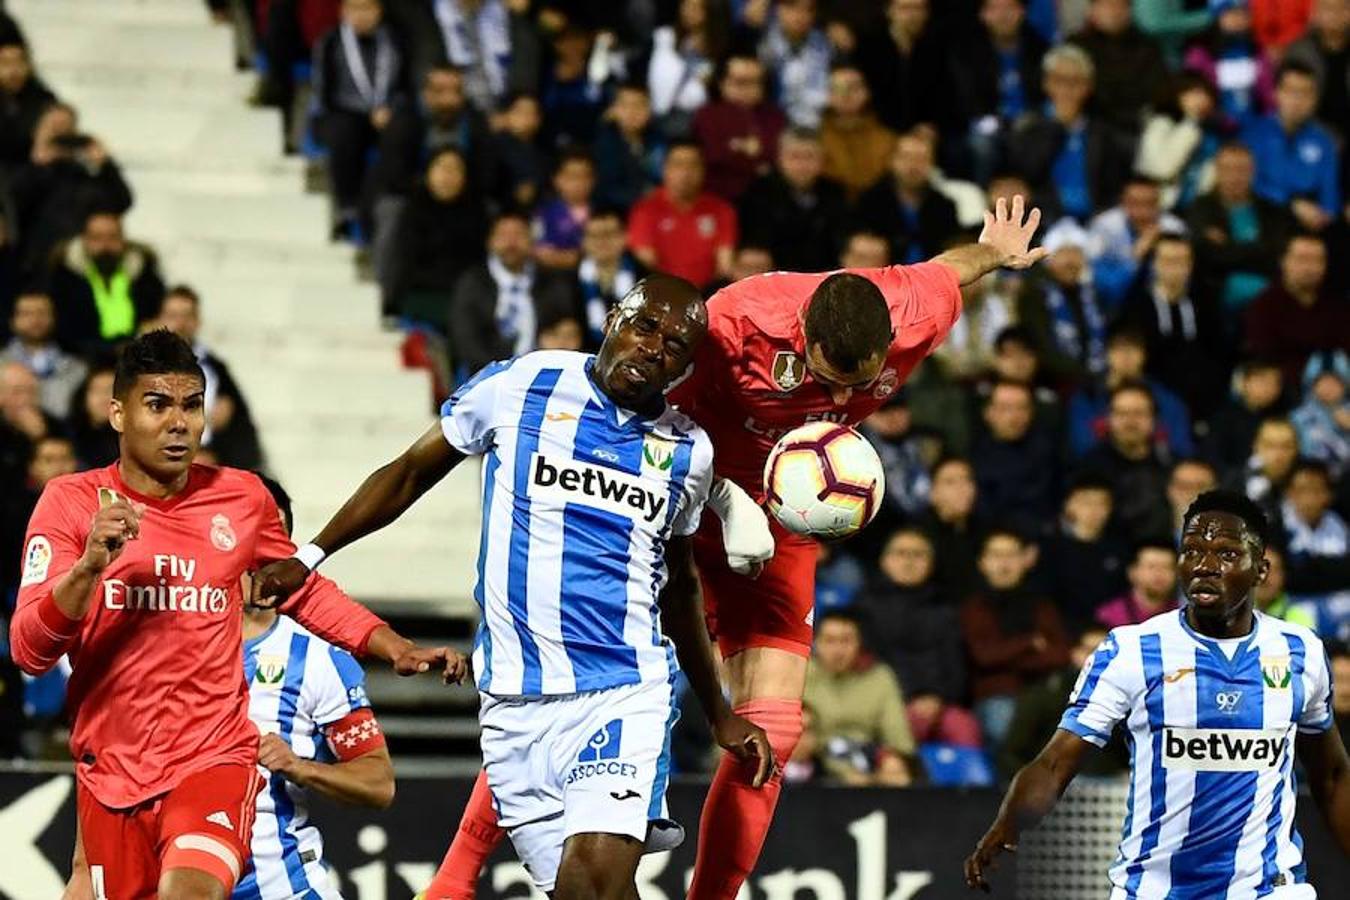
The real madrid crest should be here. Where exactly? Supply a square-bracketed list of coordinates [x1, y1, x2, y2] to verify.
[210, 514, 237, 552]
[771, 351, 805, 392]
[872, 368, 899, 399]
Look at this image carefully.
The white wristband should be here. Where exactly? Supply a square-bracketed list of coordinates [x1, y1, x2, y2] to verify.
[293, 543, 327, 571]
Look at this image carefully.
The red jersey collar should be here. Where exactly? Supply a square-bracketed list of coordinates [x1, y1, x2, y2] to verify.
[108, 461, 209, 510]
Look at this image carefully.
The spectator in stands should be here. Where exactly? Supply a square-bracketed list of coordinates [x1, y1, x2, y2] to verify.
[1292, 354, 1350, 476]
[1037, 472, 1128, 631]
[628, 141, 737, 290]
[738, 127, 848, 272]
[0, 290, 86, 419]
[1095, 539, 1179, 627]
[0, 33, 54, 172]
[918, 456, 987, 598]
[647, 0, 730, 137]
[388, 147, 488, 329]
[11, 103, 133, 274]
[1120, 234, 1229, 418]
[577, 208, 644, 347]
[538, 24, 604, 152]
[1166, 457, 1219, 541]
[1251, 0, 1317, 51]
[156, 285, 265, 470]
[1015, 218, 1108, 389]
[430, 0, 540, 115]
[971, 380, 1059, 535]
[592, 83, 665, 211]
[999, 625, 1128, 780]
[0, 360, 60, 458]
[533, 150, 594, 271]
[1241, 61, 1341, 231]
[951, 0, 1049, 185]
[1246, 234, 1350, 386]
[839, 229, 891, 269]
[536, 315, 583, 351]
[1135, 73, 1224, 211]
[1183, 1, 1276, 124]
[858, 389, 943, 545]
[448, 211, 579, 375]
[1087, 176, 1186, 309]
[313, 0, 411, 240]
[936, 271, 1018, 382]
[1006, 43, 1129, 221]
[1079, 381, 1174, 540]
[67, 364, 117, 468]
[1256, 544, 1319, 629]
[803, 608, 917, 786]
[491, 92, 548, 209]
[854, 0, 949, 133]
[855, 527, 981, 749]
[375, 64, 494, 201]
[1067, 326, 1195, 459]
[1231, 416, 1301, 524]
[0, 435, 75, 636]
[855, 130, 960, 265]
[1280, 459, 1350, 640]
[1187, 142, 1293, 315]
[961, 528, 1071, 748]
[691, 53, 786, 202]
[1204, 357, 1287, 474]
[982, 324, 1063, 431]
[819, 63, 897, 201]
[1285, 0, 1350, 141]
[1067, 0, 1167, 133]
[758, 0, 832, 128]
[48, 210, 164, 352]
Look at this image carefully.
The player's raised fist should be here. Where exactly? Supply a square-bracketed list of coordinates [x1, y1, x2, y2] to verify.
[81, 500, 140, 572]
[250, 557, 310, 609]
[979, 194, 1048, 271]
[394, 645, 470, 685]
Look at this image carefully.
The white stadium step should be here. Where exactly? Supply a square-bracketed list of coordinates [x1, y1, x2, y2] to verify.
[13, 0, 484, 612]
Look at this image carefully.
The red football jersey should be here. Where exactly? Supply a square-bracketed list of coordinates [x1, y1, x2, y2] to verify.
[10, 463, 386, 809]
[668, 262, 962, 495]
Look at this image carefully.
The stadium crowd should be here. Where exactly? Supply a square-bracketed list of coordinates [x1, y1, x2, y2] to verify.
[2, 0, 1349, 787]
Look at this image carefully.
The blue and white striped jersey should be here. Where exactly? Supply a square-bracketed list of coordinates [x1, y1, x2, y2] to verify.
[1060, 610, 1335, 899]
[234, 616, 371, 900]
[441, 351, 715, 697]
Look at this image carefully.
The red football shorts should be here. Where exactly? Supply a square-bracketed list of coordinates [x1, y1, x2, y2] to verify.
[78, 763, 263, 898]
[693, 514, 818, 658]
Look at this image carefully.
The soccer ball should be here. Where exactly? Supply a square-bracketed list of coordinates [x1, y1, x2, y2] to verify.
[763, 422, 885, 539]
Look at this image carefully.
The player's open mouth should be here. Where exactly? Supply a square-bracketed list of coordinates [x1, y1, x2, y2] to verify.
[619, 362, 652, 383]
[163, 445, 190, 458]
[1189, 582, 1222, 602]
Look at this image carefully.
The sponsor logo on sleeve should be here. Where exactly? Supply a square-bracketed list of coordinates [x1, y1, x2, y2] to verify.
[1162, 726, 1289, 771]
[20, 536, 52, 587]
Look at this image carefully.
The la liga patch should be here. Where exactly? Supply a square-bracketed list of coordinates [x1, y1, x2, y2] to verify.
[20, 536, 53, 586]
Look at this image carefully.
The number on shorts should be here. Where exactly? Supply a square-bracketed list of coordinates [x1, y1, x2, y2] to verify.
[90, 865, 108, 900]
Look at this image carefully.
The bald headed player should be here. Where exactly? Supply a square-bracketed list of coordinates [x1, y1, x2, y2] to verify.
[253, 274, 773, 897]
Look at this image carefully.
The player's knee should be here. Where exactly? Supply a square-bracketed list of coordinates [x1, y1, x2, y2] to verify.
[158, 867, 228, 900]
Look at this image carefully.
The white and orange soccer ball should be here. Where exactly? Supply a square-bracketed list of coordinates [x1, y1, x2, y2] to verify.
[763, 422, 886, 540]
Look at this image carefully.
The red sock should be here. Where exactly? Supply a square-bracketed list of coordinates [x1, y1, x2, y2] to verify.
[423, 769, 506, 899]
[688, 698, 803, 900]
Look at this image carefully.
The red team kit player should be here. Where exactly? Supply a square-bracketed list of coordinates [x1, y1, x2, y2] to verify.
[9, 331, 466, 900]
[419, 197, 1048, 897]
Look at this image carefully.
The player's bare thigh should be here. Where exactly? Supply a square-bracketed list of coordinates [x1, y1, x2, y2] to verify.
[724, 646, 808, 706]
[158, 867, 227, 900]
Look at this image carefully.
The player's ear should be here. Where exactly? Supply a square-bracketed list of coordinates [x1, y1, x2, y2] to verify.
[109, 397, 125, 434]
[1256, 549, 1271, 584]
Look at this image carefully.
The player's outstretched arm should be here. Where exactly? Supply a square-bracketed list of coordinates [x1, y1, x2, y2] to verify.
[1297, 727, 1350, 854]
[258, 733, 396, 810]
[660, 536, 775, 788]
[964, 729, 1090, 892]
[707, 478, 775, 577]
[932, 195, 1048, 286]
[252, 424, 466, 606]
